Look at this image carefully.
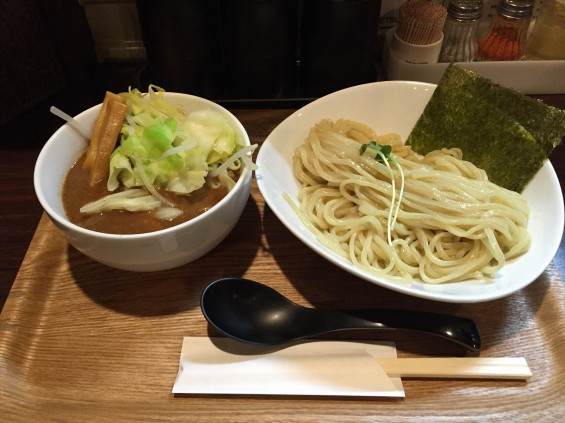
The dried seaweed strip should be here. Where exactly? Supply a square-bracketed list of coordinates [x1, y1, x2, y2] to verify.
[407, 64, 565, 192]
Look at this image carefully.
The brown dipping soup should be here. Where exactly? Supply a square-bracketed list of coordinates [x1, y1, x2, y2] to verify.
[62, 152, 234, 234]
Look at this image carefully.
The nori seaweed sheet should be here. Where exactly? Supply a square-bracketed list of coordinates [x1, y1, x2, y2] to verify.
[406, 64, 565, 192]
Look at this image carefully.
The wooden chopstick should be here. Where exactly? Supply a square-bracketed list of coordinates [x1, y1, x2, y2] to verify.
[376, 357, 532, 380]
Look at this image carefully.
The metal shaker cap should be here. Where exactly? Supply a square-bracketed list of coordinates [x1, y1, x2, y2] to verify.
[497, 0, 535, 19]
[447, 0, 483, 21]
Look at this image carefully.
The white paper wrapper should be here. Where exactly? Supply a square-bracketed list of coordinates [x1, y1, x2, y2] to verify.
[173, 337, 404, 397]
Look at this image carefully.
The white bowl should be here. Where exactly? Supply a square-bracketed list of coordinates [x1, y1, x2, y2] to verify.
[256, 81, 564, 303]
[34, 93, 252, 272]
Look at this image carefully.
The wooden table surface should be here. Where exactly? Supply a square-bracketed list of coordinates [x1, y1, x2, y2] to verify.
[1, 97, 565, 422]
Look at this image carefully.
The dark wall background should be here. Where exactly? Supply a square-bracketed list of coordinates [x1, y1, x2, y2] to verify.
[136, 0, 382, 100]
[0, 0, 97, 126]
[1, 0, 383, 142]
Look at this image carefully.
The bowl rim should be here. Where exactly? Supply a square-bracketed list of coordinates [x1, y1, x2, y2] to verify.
[34, 92, 253, 240]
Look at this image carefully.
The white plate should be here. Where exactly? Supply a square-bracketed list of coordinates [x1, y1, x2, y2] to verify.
[256, 81, 564, 303]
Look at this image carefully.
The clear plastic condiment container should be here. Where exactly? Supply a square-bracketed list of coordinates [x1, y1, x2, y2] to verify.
[526, 0, 565, 60]
[439, 0, 483, 63]
[476, 0, 534, 61]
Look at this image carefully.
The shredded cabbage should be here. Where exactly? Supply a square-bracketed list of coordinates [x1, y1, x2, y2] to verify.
[155, 207, 184, 221]
[105, 86, 257, 213]
[79, 189, 161, 213]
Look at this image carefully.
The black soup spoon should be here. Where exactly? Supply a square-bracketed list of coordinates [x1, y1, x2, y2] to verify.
[200, 278, 481, 352]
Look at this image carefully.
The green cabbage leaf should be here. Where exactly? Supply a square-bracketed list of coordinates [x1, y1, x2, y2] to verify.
[107, 86, 247, 197]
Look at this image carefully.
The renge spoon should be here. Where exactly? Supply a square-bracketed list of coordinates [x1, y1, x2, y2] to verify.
[200, 278, 481, 352]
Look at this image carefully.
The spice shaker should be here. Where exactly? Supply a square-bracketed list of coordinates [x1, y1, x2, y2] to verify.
[476, 0, 534, 61]
[439, 0, 483, 63]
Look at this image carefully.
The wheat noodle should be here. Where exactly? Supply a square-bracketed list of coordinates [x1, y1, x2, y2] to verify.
[291, 119, 531, 284]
